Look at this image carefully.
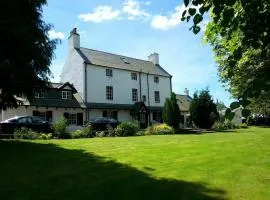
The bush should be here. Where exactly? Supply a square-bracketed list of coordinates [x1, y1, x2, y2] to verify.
[14, 128, 39, 139]
[53, 117, 69, 139]
[146, 123, 174, 135]
[96, 131, 106, 137]
[239, 123, 248, 129]
[114, 121, 139, 137]
[106, 124, 115, 137]
[39, 133, 53, 140]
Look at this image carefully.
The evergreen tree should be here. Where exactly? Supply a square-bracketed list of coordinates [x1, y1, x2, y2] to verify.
[163, 98, 173, 126]
[189, 89, 218, 129]
[163, 93, 181, 129]
[0, 0, 58, 109]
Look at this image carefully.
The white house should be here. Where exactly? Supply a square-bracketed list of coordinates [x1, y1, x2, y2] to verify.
[0, 82, 86, 127]
[61, 28, 172, 128]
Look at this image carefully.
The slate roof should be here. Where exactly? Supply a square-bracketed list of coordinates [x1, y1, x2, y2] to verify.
[176, 94, 192, 112]
[76, 47, 171, 77]
[16, 82, 84, 108]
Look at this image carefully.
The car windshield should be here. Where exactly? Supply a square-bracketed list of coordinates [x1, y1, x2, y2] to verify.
[32, 116, 45, 123]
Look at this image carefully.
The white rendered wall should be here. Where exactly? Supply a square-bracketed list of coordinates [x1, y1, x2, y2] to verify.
[61, 49, 85, 100]
[1, 107, 85, 124]
[86, 64, 171, 106]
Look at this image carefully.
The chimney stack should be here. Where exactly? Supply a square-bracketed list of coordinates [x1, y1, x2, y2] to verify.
[68, 28, 80, 51]
[148, 52, 159, 65]
[184, 88, 189, 96]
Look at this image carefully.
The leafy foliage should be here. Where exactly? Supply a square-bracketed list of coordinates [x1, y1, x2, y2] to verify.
[114, 121, 139, 137]
[14, 128, 40, 139]
[53, 117, 69, 139]
[146, 123, 174, 135]
[163, 93, 181, 129]
[0, 0, 59, 109]
[189, 88, 219, 129]
[182, 0, 270, 109]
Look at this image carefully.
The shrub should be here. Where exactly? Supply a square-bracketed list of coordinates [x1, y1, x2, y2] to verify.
[70, 130, 82, 139]
[14, 128, 39, 139]
[53, 117, 69, 139]
[106, 124, 115, 137]
[146, 123, 174, 135]
[212, 121, 225, 131]
[135, 130, 146, 136]
[39, 133, 53, 140]
[96, 131, 106, 137]
[239, 123, 248, 129]
[114, 121, 139, 137]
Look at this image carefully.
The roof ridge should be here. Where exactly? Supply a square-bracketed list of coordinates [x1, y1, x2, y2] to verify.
[80, 47, 153, 63]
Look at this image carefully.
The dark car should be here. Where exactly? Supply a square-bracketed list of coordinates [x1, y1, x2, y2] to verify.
[87, 117, 119, 131]
[0, 116, 52, 136]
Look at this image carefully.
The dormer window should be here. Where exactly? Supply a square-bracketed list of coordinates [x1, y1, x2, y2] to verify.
[106, 69, 113, 77]
[34, 90, 45, 98]
[62, 91, 72, 99]
[154, 76, 159, 83]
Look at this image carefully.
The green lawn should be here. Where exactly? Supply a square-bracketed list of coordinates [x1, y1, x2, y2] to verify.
[0, 127, 269, 200]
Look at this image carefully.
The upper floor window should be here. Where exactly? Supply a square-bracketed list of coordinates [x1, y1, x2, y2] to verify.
[132, 89, 138, 102]
[154, 91, 160, 103]
[131, 72, 137, 80]
[106, 69, 113, 77]
[34, 90, 45, 98]
[62, 91, 72, 99]
[106, 86, 113, 100]
[154, 76, 159, 83]
[142, 95, 146, 102]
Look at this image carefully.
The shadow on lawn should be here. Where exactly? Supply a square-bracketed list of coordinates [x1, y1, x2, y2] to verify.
[0, 140, 227, 200]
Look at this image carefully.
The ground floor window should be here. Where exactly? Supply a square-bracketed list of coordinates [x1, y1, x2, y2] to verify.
[33, 110, 52, 122]
[152, 111, 162, 122]
[63, 112, 83, 125]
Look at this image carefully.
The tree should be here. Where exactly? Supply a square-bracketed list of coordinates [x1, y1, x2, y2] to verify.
[162, 93, 181, 129]
[171, 93, 181, 128]
[189, 89, 218, 129]
[163, 98, 173, 126]
[0, 0, 58, 110]
[181, 0, 270, 103]
[248, 91, 270, 117]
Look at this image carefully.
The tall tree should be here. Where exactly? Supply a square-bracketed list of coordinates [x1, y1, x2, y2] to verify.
[171, 93, 181, 128]
[0, 0, 58, 110]
[162, 93, 181, 128]
[181, 0, 270, 101]
[189, 88, 218, 129]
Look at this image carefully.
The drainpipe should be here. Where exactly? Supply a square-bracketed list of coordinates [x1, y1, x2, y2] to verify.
[147, 72, 150, 125]
[169, 75, 172, 94]
[139, 70, 142, 101]
[84, 62, 88, 122]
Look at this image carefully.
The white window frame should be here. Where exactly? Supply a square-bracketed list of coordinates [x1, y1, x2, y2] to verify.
[68, 113, 77, 125]
[131, 72, 137, 80]
[34, 90, 45, 98]
[62, 91, 72, 99]
[132, 89, 138, 102]
[154, 76, 159, 83]
[106, 69, 113, 77]
[106, 86, 113, 100]
[142, 95, 146, 102]
[154, 91, 160, 103]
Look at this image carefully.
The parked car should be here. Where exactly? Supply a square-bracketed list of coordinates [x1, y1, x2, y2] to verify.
[0, 116, 52, 135]
[87, 117, 120, 131]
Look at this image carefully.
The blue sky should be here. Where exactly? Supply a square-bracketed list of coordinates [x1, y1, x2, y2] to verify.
[43, 0, 232, 106]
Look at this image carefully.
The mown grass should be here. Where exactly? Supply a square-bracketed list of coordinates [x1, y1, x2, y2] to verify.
[0, 127, 269, 200]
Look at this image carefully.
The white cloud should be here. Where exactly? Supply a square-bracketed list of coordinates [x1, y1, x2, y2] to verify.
[151, 4, 185, 30]
[48, 30, 65, 40]
[78, 6, 120, 23]
[123, 0, 151, 20]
